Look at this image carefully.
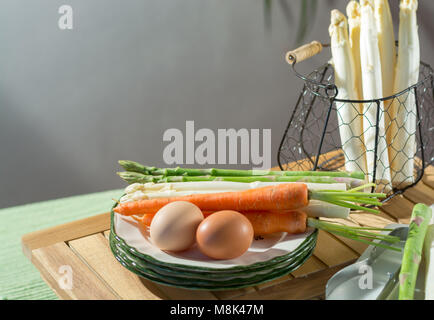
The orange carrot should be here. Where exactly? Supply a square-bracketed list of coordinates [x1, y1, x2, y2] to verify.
[114, 183, 309, 216]
[132, 214, 154, 228]
[243, 211, 307, 236]
[134, 210, 307, 236]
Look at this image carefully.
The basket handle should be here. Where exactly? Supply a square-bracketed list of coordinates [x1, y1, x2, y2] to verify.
[285, 41, 323, 65]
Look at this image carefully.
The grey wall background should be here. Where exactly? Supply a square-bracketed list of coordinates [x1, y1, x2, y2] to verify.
[1, 0, 433, 208]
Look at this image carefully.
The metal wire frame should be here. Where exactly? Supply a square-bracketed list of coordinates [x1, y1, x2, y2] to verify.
[278, 58, 434, 202]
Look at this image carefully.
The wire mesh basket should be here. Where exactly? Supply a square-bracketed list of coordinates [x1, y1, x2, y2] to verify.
[278, 41, 434, 201]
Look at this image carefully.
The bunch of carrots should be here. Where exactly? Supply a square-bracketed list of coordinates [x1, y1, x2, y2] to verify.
[131, 210, 307, 237]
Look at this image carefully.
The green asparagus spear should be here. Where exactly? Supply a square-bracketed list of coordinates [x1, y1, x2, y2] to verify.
[117, 171, 359, 185]
[399, 203, 433, 300]
[118, 160, 365, 180]
[424, 224, 434, 300]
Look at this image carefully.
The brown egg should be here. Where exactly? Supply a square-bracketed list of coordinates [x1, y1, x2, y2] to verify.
[196, 210, 254, 260]
[150, 201, 204, 252]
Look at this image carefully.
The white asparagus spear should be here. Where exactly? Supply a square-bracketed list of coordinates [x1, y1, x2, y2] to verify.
[329, 9, 367, 176]
[375, 0, 397, 170]
[347, 1, 363, 101]
[359, 0, 392, 186]
[388, 0, 420, 187]
[375, 0, 396, 99]
[121, 181, 351, 219]
[124, 181, 347, 193]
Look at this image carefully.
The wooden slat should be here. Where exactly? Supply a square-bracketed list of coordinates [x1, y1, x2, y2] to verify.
[290, 256, 327, 278]
[22, 212, 110, 260]
[352, 208, 396, 223]
[403, 181, 434, 205]
[381, 195, 415, 224]
[312, 231, 359, 267]
[155, 284, 218, 300]
[332, 235, 369, 255]
[32, 242, 118, 300]
[68, 233, 164, 300]
[319, 217, 361, 227]
[39, 270, 71, 300]
[212, 286, 257, 300]
[317, 217, 370, 255]
[415, 158, 434, 189]
[255, 275, 293, 291]
[422, 166, 434, 189]
[276, 149, 344, 171]
[234, 262, 352, 300]
[349, 213, 395, 229]
[423, 174, 434, 189]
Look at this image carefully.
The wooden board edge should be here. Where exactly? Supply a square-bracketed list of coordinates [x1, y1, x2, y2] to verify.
[68, 233, 168, 300]
[22, 212, 111, 260]
[31, 242, 119, 300]
[39, 269, 71, 300]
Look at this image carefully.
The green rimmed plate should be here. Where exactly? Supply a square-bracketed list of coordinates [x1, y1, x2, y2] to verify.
[110, 234, 316, 290]
[110, 229, 317, 282]
[110, 206, 317, 273]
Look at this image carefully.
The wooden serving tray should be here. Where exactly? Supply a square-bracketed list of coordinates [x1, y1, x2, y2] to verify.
[21, 155, 434, 300]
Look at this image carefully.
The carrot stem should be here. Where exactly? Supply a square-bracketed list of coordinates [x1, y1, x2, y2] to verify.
[324, 230, 402, 252]
[307, 218, 401, 250]
[309, 184, 385, 214]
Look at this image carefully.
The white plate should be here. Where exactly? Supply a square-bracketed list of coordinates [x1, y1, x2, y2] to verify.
[114, 212, 314, 269]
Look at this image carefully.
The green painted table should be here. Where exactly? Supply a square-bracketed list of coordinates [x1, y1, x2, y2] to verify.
[0, 189, 123, 300]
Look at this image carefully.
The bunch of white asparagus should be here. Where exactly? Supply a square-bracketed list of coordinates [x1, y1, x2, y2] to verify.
[329, 0, 420, 188]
